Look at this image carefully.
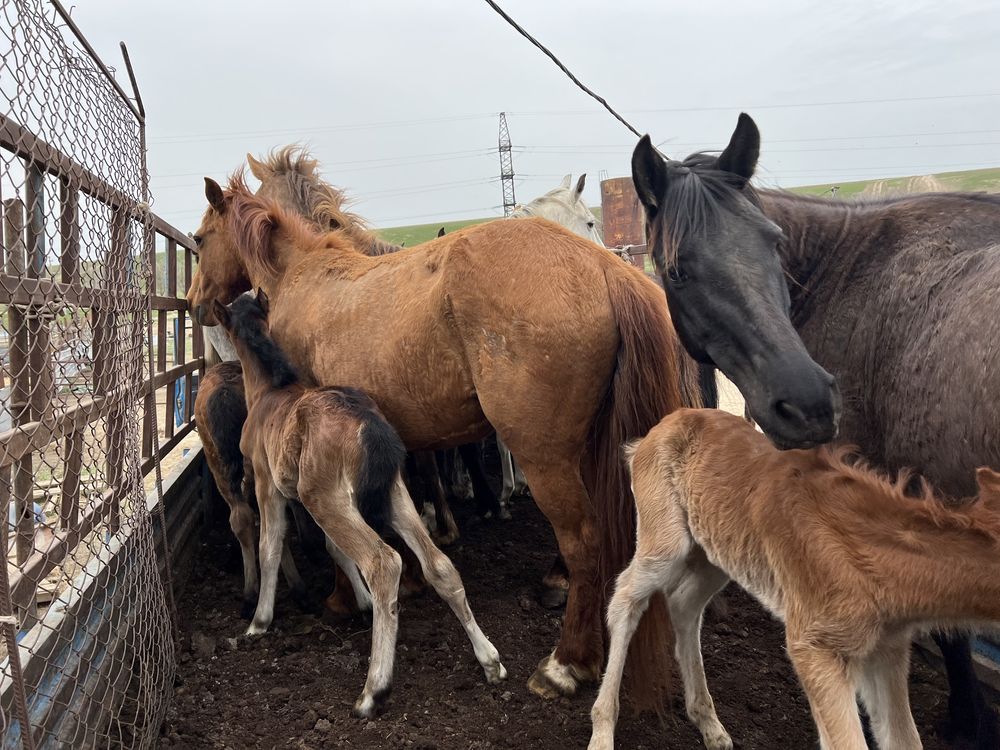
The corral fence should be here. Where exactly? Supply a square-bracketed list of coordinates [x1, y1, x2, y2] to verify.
[0, 2, 206, 747]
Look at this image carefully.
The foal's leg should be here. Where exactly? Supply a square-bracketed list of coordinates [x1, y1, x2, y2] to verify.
[303, 490, 402, 718]
[786, 638, 867, 750]
[325, 535, 373, 612]
[666, 548, 733, 750]
[227, 500, 259, 619]
[389, 479, 506, 684]
[247, 477, 288, 636]
[857, 635, 921, 750]
[588, 555, 672, 750]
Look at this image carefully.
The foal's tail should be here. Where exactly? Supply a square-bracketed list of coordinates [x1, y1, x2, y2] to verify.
[590, 268, 686, 712]
[356, 414, 407, 536]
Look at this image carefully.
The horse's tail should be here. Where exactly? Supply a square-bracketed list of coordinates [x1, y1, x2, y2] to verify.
[356, 413, 406, 536]
[589, 268, 686, 713]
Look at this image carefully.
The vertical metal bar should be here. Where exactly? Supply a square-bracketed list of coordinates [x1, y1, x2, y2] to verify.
[4, 198, 36, 620]
[166, 239, 177, 298]
[104, 207, 128, 534]
[60, 430, 83, 530]
[0, 512, 37, 750]
[59, 178, 79, 285]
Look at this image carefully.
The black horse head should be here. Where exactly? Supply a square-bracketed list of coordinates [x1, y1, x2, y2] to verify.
[632, 113, 841, 448]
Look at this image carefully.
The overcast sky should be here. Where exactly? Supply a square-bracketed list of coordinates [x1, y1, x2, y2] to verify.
[75, 0, 1000, 232]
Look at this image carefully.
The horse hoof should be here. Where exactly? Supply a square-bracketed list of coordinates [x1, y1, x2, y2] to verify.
[244, 622, 268, 637]
[527, 653, 578, 699]
[352, 686, 391, 719]
[539, 586, 568, 610]
[704, 732, 734, 750]
[483, 659, 508, 685]
[498, 506, 512, 521]
[433, 529, 460, 546]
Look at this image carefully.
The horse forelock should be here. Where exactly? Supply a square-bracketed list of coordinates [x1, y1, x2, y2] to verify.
[652, 152, 758, 269]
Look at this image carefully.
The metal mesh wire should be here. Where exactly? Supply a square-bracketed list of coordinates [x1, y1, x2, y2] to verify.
[0, 2, 175, 747]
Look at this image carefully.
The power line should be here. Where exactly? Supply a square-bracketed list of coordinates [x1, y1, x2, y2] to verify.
[482, 0, 643, 138]
[508, 92, 1000, 118]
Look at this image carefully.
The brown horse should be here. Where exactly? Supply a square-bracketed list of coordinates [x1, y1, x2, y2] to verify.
[591, 408, 1000, 750]
[187, 170, 685, 702]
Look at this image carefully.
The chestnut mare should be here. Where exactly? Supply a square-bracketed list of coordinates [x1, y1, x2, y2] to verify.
[186, 173, 686, 702]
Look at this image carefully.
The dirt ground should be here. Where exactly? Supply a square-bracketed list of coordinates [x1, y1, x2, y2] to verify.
[162, 450, 983, 750]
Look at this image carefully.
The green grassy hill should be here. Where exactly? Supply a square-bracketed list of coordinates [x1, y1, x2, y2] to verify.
[375, 168, 1000, 244]
[377, 207, 602, 247]
[789, 167, 1000, 199]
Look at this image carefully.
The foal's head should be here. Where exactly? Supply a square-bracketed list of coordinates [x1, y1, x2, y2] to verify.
[631, 113, 841, 449]
[212, 290, 298, 389]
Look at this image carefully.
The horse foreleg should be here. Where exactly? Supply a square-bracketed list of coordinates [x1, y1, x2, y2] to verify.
[412, 450, 459, 545]
[247, 476, 287, 636]
[934, 634, 1000, 748]
[458, 441, 506, 520]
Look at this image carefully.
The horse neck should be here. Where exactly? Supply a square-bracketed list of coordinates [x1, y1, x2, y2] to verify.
[756, 190, 876, 313]
[339, 223, 400, 257]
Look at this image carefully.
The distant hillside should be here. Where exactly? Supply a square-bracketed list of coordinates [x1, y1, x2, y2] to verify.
[789, 167, 1000, 199]
[377, 207, 603, 247]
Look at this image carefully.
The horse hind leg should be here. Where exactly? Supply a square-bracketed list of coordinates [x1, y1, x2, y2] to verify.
[227, 500, 259, 620]
[303, 487, 402, 718]
[388, 478, 506, 684]
[326, 535, 373, 612]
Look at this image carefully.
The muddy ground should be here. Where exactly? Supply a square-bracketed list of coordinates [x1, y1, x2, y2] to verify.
[162, 454, 984, 749]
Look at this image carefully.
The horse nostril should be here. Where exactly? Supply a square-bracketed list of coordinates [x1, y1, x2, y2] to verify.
[774, 400, 808, 427]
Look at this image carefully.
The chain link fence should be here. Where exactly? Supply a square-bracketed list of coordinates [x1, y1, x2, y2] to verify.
[0, 2, 201, 747]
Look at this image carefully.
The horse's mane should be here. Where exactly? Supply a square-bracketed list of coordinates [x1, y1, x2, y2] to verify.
[255, 146, 400, 257]
[225, 293, 298, 389]
[650, 152, 758, 269]
[224, 172, 351, 280]
[818, 445, 1000, 545]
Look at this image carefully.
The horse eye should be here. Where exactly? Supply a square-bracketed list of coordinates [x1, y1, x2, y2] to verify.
[667, 265, 688, 284]
[587, 221, 595, 228]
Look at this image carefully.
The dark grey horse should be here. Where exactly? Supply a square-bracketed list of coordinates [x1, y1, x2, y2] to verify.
[632, 112, 999, 747]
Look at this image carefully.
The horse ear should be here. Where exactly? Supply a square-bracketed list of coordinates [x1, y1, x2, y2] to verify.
[574, 174, 586, 199]
[437, 227, 446, 237]
[204, 177, 226, 213]
[718, 112, 760, 184]
[631, 135, 666, 214]
[211, 299, 230, 328]
[256, 287, 270, 315]
[976, 467, 1000, 508]
[247, 153, 271, 180]
[560, 174, 572, 190]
